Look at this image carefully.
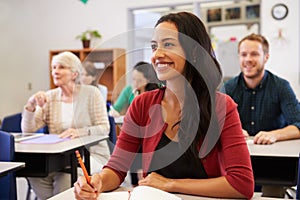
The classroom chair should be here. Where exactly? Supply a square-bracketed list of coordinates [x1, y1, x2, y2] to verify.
[0, 130, 17, 200]
[1, 113, 22, 132]
[108, 115, 117, 154]
[1, 112, 40, 200]
[1, 112, 46, 133]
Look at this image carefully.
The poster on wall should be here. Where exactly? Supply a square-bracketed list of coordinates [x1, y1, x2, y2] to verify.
[207, 8, 222, 22]
[225, 7, 241, 20]
[246, 5, 260, 19]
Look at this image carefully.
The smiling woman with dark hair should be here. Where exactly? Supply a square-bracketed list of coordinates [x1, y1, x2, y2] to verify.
[74, 12, 254, 200]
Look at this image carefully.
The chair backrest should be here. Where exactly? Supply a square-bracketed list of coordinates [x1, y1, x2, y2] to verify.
[107, 116, 117, 154]
[1, 113, 22, 132]
[0, 130, 17, 200]
[1, 112, 48, 133]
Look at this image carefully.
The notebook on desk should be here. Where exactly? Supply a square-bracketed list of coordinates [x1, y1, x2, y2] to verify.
[99, 186, 181, 200]
[12, 133, 45, 142]
[19, 134, 70, 144]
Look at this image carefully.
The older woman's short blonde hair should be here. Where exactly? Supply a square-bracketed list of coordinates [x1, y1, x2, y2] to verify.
[51, 51, 82, 83]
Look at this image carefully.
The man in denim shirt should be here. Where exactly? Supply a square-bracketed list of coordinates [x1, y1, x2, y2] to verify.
[221, 33, 300, 197]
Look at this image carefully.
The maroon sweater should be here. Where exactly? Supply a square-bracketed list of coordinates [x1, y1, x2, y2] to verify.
[105, 88, 254, 199]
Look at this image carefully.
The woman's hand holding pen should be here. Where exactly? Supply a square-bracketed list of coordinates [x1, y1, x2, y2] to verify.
[74, 174, 102, 200]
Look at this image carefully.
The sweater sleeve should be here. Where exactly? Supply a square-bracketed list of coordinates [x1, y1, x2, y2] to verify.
[218, 94, 254, 199]
[104, 90, 147, 183]
[21, 106, 46, 133]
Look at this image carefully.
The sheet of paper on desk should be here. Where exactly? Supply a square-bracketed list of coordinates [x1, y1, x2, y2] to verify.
[99, 186, 181, 200]
[20, 134, 70, 144]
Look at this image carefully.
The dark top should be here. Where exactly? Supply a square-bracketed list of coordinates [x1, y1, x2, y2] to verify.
[148, 133, 207, 179]
[221, 70, 300, 136]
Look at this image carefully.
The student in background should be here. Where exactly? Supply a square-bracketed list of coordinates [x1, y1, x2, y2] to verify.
[221, 33, 300, 144]
[109, 61, 161, 117]
[80, 60, 108, 102]
[80, 60, 114, 175]
[221, 33, 300, 197]
[21, 51, 110, 200]
[74, 12, 254, 199]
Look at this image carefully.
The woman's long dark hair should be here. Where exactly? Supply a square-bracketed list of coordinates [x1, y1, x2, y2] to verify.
[155, 12, 222, 159]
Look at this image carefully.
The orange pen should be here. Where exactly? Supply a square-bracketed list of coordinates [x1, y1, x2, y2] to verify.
[75, 150, 91, 185]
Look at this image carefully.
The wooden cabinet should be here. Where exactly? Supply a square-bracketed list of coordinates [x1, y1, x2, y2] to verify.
[49, 48, 126, 102]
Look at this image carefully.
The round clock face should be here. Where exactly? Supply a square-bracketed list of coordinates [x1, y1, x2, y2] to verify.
[271, 3, 288, 20]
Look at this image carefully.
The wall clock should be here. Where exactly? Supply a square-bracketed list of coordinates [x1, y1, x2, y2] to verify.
[271, 3, 288, 20]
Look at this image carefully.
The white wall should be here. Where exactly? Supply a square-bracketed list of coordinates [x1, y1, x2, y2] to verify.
[0, 0, 299, 120]
[261, 0, 300, 99]
[0, 0, 128, 119]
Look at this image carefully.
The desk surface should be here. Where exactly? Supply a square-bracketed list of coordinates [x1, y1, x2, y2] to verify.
[15, 135, 108, 185]
[15, 135, 108, 153]
[247, 138, 300, 157]
[48, 187, 273, 200]
[0, 162, 25, 176]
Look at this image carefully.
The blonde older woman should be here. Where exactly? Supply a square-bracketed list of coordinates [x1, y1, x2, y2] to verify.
[22, 51, 110, 200]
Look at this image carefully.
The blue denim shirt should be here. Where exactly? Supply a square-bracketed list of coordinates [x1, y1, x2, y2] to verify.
[220, 70, 300, 136]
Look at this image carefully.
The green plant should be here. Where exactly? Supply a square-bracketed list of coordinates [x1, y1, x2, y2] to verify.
[76, 29, 102, 41]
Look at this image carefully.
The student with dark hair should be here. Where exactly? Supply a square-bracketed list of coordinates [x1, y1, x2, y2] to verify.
[109, 61, 161, 118]
[74, 12, 254, 199]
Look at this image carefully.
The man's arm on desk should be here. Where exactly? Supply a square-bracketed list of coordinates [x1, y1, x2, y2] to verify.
[252, 125, 300, 145]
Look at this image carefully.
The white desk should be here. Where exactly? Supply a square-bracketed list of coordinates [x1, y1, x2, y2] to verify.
[247, 138, 300, 187]
[49, 139, 300, 199]
[48, 187, 271, 200]
[247, 138, 300, 157]
[15, 135, 108, 185]
[0, 162, 25, 177]
[15, 135, 107, 153]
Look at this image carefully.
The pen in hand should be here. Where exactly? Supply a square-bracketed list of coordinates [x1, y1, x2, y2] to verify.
[75, 150, 91, 185]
